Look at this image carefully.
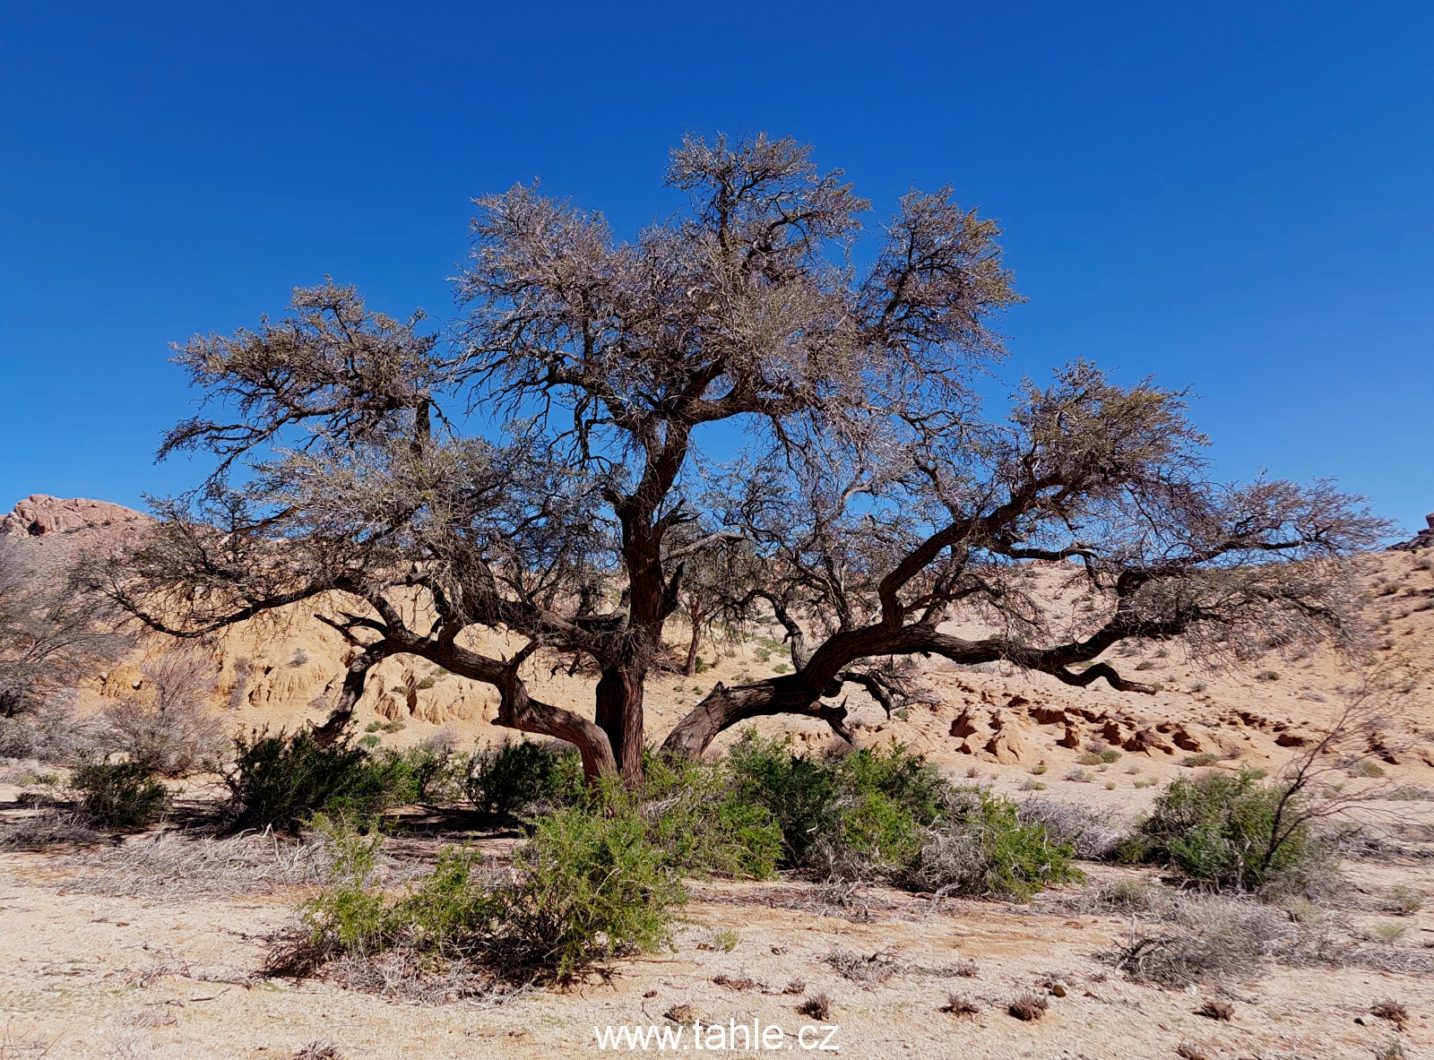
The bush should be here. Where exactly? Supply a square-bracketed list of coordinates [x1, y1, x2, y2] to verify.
[0, 699, 108, 763]
[726, 732, 1077, 896]
[375, 738, 466, 805]
[463, 739, 583, 820]
[295, 795, 685, 981]
[728, 733, 953, 877]
[1119, 770, 1331, 894]
[101, 650, 226, 776]
[1018, 797, 1124, 860]
[902, 791, 1080, 900]
[640, 752, 783, 879]
[506, 795, 686, 975]
[69, 757, 169, 828]
[1105, 895, 1294, 986]
[225, 730, 415, 832]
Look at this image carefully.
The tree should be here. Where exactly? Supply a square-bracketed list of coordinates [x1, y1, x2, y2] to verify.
[96, 133, 1386, 786]
[0, 541, 126, 757]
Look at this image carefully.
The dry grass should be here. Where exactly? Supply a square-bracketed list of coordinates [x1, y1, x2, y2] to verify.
[1371, 999, 1409, 1031]
[56, 830, 344, 898]
[797, 994, 834, 1020]
[293, 1041, 344, 1060]
[1103, 897, 1294, 986]
[1007, 993, 1048, 1021]
[940, 993, 980, 1017]
[821, 948, 897, 986]
[0, 810, 105, 852]
[1195, 999, 1233, 1021]
[1018, 797, 1124, 859]
[315, 951, 528, 1006]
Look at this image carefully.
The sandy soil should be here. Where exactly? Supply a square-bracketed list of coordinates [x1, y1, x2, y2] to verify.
[3, 524, 1434, 1057]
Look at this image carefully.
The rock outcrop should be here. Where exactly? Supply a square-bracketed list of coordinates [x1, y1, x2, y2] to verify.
[0, 494, 148, 538]
[1390, 512, 1434, 552]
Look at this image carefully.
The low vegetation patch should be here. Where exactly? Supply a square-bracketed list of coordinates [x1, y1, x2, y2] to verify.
[68, 757, 169, 828]
[224, 730, 423, 832]
[728, 734, 1078, 898]
[1118, 769, 1332, 894]
[275, 796, 687, 986]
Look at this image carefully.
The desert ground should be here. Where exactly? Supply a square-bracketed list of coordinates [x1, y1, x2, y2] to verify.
[2, 497, 1433, 1059]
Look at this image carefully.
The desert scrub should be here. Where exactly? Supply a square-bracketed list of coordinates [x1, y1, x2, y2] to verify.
[727, 733, 1076, 896]
[68, 757, 169, 828]
[639, 752, 783, 879]
[225, 730, 419, 832]
[463, 739, 583, 821]
[1118, 769, 1331, 894]
[727, 733, 943, 875]
[291, 796, 685, 983]
[901, 791, 1080, 900]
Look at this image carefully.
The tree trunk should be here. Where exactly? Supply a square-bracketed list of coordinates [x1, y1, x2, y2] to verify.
[683, 619, 701, 678]
[595, 662, 646, 783]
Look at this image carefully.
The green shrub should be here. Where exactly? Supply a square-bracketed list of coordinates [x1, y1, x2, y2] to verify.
[726, 732, 1075, 896]
[640, 752, 783, 879]
[508, 796, 686, 975]
[69, 757, 169, 828]
[463, 739, 583, 820]
[298, 797, 684, 981]
[1119, 770, 1330, 894]
[225, 730, 414, 832]
[902, 790, 1080, 900]
[375, 740, 465, 805]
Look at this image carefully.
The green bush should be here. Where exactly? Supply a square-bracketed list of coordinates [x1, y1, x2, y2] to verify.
[374, 740, 465, 805]
[507, 796, 686, 975]
[299, 797, 684, 981]
[1119, 770, 1331, 894]
[726, 732, 1077, 896]
[728, 733, 952, 875]
[639, 751, 783, 879]
[902, 790, 1080, 900]
[69, 757, 169, 828]
[463, 739, 583, 820]
[224, 730, 415, 832]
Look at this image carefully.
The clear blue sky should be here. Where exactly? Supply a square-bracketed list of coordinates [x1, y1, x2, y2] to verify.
[2, 2, 1430, 538]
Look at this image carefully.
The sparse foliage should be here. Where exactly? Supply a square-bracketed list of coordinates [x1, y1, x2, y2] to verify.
[103, 650, 226, 776]
[0, 542, 126, 760]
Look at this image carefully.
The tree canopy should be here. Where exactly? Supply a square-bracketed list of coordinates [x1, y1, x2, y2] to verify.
[98, 133, 1385, 784]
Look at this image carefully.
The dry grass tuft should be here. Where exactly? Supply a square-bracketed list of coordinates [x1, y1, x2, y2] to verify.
[293, 1041, 344, 1060]
[1007, 993, 1048, 1021]
[1195, 999, 1233, 1021]
[1371, 999, 1409, 1031]
[940, 993, 980, 1017]
[797, 994, 834, 1020]
[822, 948, 897, 986]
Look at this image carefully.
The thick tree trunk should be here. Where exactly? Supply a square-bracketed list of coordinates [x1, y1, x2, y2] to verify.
[595, 661, 646, 783]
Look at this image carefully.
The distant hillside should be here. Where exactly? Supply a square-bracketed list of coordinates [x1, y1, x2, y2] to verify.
[5, 494, 1433, 800]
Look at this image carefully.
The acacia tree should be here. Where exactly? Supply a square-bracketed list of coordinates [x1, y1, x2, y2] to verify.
[98, 134, 1385, 785]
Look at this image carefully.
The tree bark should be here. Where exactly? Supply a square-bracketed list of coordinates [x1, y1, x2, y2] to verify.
[683, 618, 702, 678]
[595, 661, 647, 783]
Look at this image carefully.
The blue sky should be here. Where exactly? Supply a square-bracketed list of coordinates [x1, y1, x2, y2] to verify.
[1, 2, 1430, 537]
